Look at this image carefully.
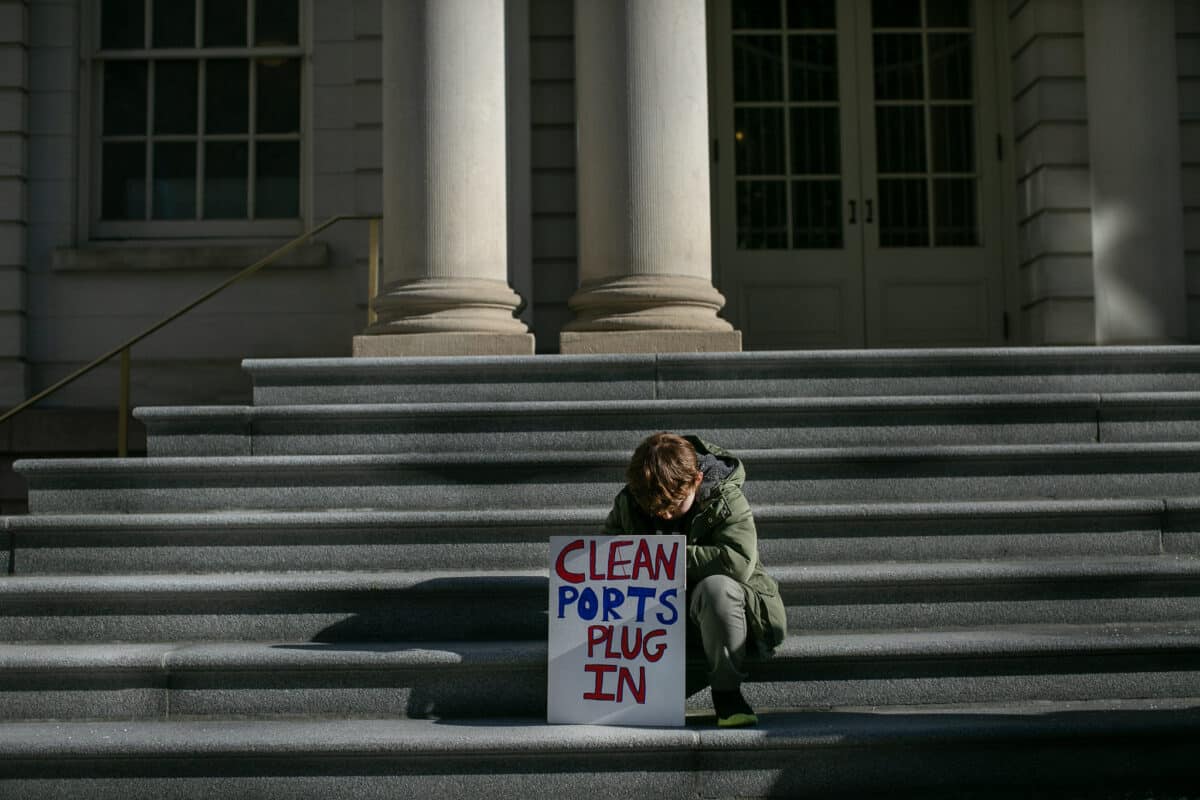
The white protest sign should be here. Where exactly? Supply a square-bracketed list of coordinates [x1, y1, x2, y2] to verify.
[547, 534, 686, 727]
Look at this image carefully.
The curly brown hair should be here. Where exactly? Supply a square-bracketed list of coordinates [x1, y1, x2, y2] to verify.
[626, 432, 699, 516]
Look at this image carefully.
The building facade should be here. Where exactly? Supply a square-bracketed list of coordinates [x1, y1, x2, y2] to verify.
[0, 0, 1197, 413]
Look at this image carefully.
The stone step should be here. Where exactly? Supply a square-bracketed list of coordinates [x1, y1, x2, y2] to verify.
[0, 508, 598, 575]
[5, 498, 1189, 575]
[243, 347, 1200, 405]
[774, 556, 1200, 631]
[136, 394, 1110, 456]
[0, 640, 544, 723]
[4, 623, 1200, 724]
[18, 443, 1200, 514]
[2, 557, 1197, 642]
[1, 702, 1199, 798]
[136, 392, 1200, 457]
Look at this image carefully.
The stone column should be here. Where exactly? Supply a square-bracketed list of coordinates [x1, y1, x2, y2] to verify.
[1083, 0, 1187, 344]
[560, 0, 740, 354]
[354, 0, 533, 357]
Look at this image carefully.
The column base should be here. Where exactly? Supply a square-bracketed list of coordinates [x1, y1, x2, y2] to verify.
[353, 333, 535, 357]
[564, 275, 736, 334]
[559, 330, 742, 355]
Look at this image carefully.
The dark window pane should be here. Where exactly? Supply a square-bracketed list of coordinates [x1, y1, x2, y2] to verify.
[878, 178, 929, 247]
[101, 0, 144, 49]
[732, 0, 781, 29]
[873, 33, 924, 100]
[735, 107, 785, 175]
[927, 0, 972, 28]
[205, 0, 247, 46]
[931, 105, 974, 172]
[102, 61, 147, 135]
[787, 0, 835, 29]
[256, 58, 301, 133]
[153, 142, 196, 219]
[255, 0, 299, 45]
[154, 60, 198, 134]
[734, 35, 783, 102]
[871, 0, 919, 28]
[736, 181, 787, 249]
[929, 33, 973, 99]
[875, 105, 926, 173]
[102, 142, 146, 220]
[256, 141, 299, 218]
[934, 178, 978, 246]
[791, 180, 842, 248]
[153, 0, 194, 47]
[788, 34, 837, 102]
[206, 59, 249, 133]
[790, 107, 840, 175]
[205, 141, 248, 218]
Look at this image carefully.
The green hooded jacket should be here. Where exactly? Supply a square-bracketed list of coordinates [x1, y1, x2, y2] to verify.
[602, 436, 787, 657]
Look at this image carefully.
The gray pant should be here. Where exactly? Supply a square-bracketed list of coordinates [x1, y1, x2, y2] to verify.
[688, 574, 750, 692]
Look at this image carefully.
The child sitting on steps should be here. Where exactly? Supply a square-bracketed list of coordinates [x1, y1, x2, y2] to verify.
[603, 432, 787, 727]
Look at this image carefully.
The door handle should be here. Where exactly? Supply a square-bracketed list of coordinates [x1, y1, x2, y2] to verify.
[848, 200, 857, 224]
[865, 199, 874, 224]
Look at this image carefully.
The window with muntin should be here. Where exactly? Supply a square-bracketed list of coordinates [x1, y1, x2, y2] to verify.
[93, 0, 303, 235]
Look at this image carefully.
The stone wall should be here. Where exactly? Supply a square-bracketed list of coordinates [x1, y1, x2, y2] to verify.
[310, 0, 379, 339]
[529, 0, 576, 353]
[0, 0, 28, 406]
[1181, 0, 1200, 340]
[1009, 0, 1094, 345]
[18, 0, 373, 410]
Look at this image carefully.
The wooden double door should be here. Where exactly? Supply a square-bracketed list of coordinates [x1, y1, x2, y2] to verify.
[712, 0, 1006, 348]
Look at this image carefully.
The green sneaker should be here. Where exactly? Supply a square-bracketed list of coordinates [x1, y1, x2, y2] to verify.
[713, 688, 758, 728]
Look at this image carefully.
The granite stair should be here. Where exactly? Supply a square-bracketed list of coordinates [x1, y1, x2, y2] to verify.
[5, 348, 1200, 797]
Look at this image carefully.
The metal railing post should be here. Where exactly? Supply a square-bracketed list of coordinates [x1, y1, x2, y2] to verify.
[368, 218, 380, 326]
[118, 348, 130, 457]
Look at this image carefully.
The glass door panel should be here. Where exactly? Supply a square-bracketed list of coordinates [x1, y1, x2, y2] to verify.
[868, 0, 980, 248]
[732, 0, 845, 251]
[718, 0, 866, 347]
[858, 0, 999, 346]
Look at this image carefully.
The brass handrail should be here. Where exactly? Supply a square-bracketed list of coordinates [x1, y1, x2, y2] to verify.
[0, 214, 382, 456]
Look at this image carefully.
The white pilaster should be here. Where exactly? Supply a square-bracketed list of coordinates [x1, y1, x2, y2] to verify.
[561, 0, 740, 354]
[1084, 0, 1187, 344]
[354, 0, 533, 356]
[0, 0, 28, 404]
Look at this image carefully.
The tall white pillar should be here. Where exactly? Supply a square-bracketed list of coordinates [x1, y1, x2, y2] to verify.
[560, 0, 740, 354]
[1084, 0, 1187, 344]
[354, 0, 534, 357]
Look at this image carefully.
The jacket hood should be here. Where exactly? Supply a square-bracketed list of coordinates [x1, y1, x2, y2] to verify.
[685, 436, 745, 505]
